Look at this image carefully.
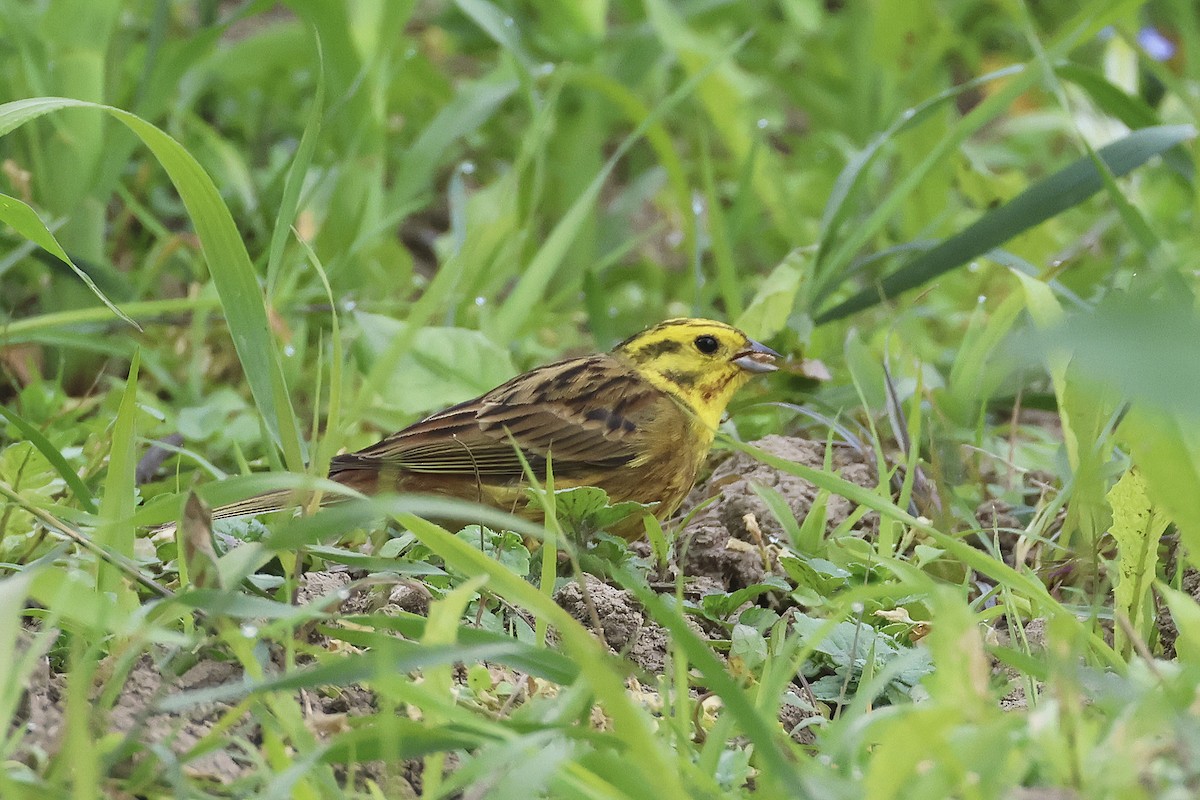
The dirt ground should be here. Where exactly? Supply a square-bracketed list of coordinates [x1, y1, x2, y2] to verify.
[25, 433, 1170, 790]
[11, 436, 882, 789]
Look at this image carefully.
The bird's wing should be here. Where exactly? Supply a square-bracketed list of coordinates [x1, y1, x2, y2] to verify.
[329, 354, 662, 480]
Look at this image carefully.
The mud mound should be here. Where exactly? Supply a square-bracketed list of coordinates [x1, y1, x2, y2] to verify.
[678, 435, 876, 591]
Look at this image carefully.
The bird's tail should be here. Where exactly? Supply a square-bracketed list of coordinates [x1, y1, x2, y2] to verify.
[149, 466, 382, 539]
[211, 489, 302, 521]
[148, 488, 319, 539]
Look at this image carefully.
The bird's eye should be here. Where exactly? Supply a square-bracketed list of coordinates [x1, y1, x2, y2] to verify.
[694, 335, 719, 354]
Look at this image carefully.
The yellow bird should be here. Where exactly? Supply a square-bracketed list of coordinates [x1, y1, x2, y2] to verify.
[200, 318, 778, 538]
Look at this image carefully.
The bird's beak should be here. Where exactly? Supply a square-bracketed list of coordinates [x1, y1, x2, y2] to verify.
[732, 339, 781, 373]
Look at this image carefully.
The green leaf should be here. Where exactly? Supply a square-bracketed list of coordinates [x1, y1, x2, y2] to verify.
[390, 68, 519, 209]
[0, 405, 95, 512]
[615, 566, 805, 793]
[699, 578, 790, 621]
[175, 588, 303, 620]
[1124, 408, 1200, 568]
[531, 486, 654, 539]
[1056, 63, 1193, 181]
[0, 568, 47, 729]
[1107, 467, 1169, 654]
[29, 566, 127, 633]
[735, 251, 806, 341]
[1156, 582, 1200, 662]
[816, 124, 1197, 323]
[729, 623, 768, 671]
[157, 641, 542, 710]
[0, 192, 135, 327]
[455, 0, 535, 74]
[304, 545, 444, 575]
[354, 313, 517, 417]
[389, 509, 688, 794]
[814, 64, 1025, 275]
[489, 31, 749, 341]
[719, 435, 1123, 669]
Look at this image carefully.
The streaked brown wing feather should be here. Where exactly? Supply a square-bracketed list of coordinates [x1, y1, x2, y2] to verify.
[330, 354, 662, 481]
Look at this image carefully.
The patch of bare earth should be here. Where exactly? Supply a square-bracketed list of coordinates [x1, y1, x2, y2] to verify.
[14, 436, 876, 786]
[678, 435, 877, 591]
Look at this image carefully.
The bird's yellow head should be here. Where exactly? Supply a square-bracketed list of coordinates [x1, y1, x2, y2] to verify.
[612, 318, 779, 430]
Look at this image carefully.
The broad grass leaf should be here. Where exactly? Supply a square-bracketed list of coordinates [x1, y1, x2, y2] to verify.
[1041, 293, 1200, 415]
[817, 124, 1197, 323]
[29, 566, 126, 634]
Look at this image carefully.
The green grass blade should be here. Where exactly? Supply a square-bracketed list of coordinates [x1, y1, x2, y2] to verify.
[389, 67, 519, 210]
[331, 616, 580, 684]
[1058, 64, 1193, 181]
[815, 124, 1197, 323]
[0, 405, 96, 512]
[491, 33, 749, 341]
[1, 296, 219, 344]
[95, 350, 139, 606]
[810, 0, 1148, 304]
[391, 510, 689, 798]
[719, 435, 1123, 670]
[814, 64, 1025, 273]
[0, 97, 305, 469]
[265, 25, 325, 300]
[0, 192, 135, 327]
[614, 568, 809, 795]
[159, 641, 562, 712]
